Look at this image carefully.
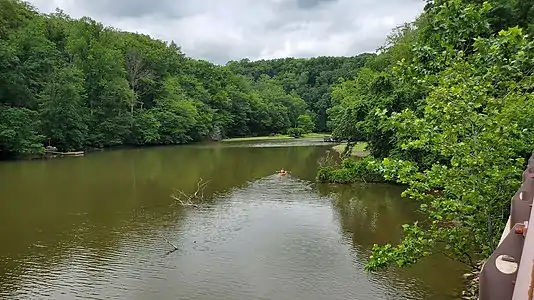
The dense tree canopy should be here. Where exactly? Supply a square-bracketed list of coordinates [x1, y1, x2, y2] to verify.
[0, 0, 371, 158]
[323, 0, 534, 283]
[227, 55, 372, 132]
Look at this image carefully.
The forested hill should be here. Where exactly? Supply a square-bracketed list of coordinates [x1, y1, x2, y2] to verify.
[0, 0, 371, 158]
[227, 55, 372, 132]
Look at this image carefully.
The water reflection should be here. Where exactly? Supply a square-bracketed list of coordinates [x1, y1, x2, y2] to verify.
[316, 183, 421, 247]
[317, 183, 467, 299]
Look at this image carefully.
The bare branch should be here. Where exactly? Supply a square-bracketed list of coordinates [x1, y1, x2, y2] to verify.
[162, 236, 179, 251]
[124, 50, 154, 116]
[171, 178, 211, 207]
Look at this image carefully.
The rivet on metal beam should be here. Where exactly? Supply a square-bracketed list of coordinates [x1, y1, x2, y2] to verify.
[496, 254, 519, 274]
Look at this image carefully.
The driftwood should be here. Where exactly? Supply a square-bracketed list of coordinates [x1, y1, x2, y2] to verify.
[171, 178, 211, 207]
[162, 236, 179, 253]
[163, 178, 211, 255]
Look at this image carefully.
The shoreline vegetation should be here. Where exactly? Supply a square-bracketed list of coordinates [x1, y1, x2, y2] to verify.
[317, 142, 378, 184]
[317, 156, 385, 184]
[10, 133, 331, 161]
[221, 133, 326, 142]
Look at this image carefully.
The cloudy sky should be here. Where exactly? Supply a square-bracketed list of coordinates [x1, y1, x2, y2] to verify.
[28, 0, 425, 64]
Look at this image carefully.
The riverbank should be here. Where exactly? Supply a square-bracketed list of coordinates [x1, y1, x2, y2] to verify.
[332, 142, 369, 157]
[221, 133, 327, 142]
[1, 134, 331, 161]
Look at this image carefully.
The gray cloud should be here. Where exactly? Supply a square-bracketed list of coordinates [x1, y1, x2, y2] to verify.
[297, 0, 338, 9]
[81, 0, 183, 18]
[28, 0, 425, 64]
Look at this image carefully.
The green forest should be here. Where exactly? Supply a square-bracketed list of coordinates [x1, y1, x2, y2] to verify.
[317, 0, 534, 288]
[0, 0, 370, 158]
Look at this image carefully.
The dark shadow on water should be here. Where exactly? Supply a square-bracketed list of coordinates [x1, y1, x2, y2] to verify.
[316, 182, 468, 299]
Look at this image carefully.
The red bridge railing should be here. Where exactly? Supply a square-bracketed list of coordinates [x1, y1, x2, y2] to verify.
[479, 153, 534, 299]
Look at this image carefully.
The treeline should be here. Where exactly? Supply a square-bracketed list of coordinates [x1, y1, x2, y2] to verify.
[321, 0, 534, 284]
[228, 55, 371, 132]
[0, 0, 370, 158]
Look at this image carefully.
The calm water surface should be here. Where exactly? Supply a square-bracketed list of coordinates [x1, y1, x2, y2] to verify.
[0, 139, 466, 299]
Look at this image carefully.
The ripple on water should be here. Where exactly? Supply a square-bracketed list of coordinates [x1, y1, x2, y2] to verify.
[1, 175, 455, 300]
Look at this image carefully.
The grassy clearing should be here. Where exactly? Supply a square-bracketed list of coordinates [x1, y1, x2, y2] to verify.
[332, 142, 369, 157]
[221, 135, 292, 142]
[301, 132, 327, 138]
[221, 133, 327, 142]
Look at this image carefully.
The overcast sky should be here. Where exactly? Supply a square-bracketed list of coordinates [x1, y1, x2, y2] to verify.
[28, 0, 425, 64]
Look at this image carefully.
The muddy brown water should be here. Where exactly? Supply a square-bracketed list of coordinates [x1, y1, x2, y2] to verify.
[0, 139, 466, 299]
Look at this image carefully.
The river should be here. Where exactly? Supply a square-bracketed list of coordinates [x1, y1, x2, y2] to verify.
[0, 138, 466, 299]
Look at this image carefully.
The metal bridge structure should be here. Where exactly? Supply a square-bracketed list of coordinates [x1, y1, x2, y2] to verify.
[479, 153, 534, 299]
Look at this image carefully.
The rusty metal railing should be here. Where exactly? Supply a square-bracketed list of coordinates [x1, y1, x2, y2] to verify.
[479, 153, 534, 300]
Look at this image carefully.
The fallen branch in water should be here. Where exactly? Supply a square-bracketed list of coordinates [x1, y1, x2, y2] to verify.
[162, 236, 179, 251]
[171, 178, 211, 207]
[160, 235, 179, 255]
